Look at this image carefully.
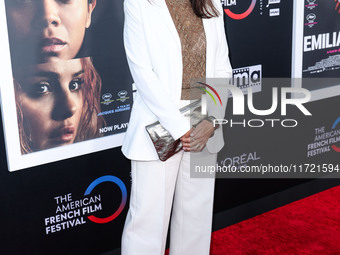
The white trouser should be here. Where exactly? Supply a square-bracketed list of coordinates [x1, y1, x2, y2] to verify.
[121, 148, 217, 255]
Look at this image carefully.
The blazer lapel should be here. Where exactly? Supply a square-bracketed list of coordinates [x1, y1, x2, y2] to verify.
[155, 0, 181, 51]
[203, 18, 214, 77]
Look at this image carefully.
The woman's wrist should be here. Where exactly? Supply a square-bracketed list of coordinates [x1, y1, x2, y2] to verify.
[205, 116, 219, 130]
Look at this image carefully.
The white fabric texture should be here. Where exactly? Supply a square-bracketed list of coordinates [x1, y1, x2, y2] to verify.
[121, 149, 217, 255]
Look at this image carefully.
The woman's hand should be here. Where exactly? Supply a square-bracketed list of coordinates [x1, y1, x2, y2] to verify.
[181, 120, 215, 152]
[180, 129, 192, 152]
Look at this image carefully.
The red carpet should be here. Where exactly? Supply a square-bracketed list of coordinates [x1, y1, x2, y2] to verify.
[210, 185, 340, 254]
[165, 185, 340, 254]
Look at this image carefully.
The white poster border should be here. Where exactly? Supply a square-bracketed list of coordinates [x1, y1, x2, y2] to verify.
[291, 0, 340, 101]
[0, 1, 126, 172]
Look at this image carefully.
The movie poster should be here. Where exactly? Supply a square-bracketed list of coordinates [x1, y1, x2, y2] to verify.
[0, 0, 133, 171]
[292, 0, 340, 100]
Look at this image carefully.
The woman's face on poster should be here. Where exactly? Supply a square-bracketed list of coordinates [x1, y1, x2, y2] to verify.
[18, 59, 84, 151]
[5, 0, 96, 63]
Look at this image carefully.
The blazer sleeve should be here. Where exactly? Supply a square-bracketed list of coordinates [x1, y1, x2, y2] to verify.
[207, 1, 232, 121]
[214, 0, 233, 79]
[123, 0, 190, 140]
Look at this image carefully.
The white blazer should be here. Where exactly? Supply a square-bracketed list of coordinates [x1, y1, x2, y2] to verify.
[122, 0, 232, 161]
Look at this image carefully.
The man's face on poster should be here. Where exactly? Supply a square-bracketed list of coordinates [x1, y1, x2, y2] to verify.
[5, 0, 96, 64]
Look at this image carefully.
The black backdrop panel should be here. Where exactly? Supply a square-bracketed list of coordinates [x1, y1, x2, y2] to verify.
[215, 0, 300, 213]
[214, 0, 340, 213]
[0, 121, 131, 254]
[223, 0, 292, 77]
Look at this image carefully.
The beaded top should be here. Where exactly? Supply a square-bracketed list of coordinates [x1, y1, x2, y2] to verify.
[165, 0, 206, 100]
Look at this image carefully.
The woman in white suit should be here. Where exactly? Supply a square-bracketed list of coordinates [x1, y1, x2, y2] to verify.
[121, 0, 232, 254]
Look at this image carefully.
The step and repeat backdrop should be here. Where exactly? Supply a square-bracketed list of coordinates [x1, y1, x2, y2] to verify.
[214, 0, 340, 212]
[0, 1, 133, 254]
[0, 0, 339, 254]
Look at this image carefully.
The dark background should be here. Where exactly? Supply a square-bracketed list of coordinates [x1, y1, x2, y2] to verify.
[215, 0, 340, 214]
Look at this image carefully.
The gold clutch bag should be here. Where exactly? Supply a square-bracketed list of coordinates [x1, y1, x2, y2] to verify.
[145, 100, 205, 161]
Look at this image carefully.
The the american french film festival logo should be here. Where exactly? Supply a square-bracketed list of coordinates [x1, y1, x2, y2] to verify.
[222, 0, 257, 20]
[199, 81, 312, 128]
[331, 117, 340, 152]
[307, 117, 340, 157]
[44, 175, 127, 235]
[335, 0, 340, 13]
